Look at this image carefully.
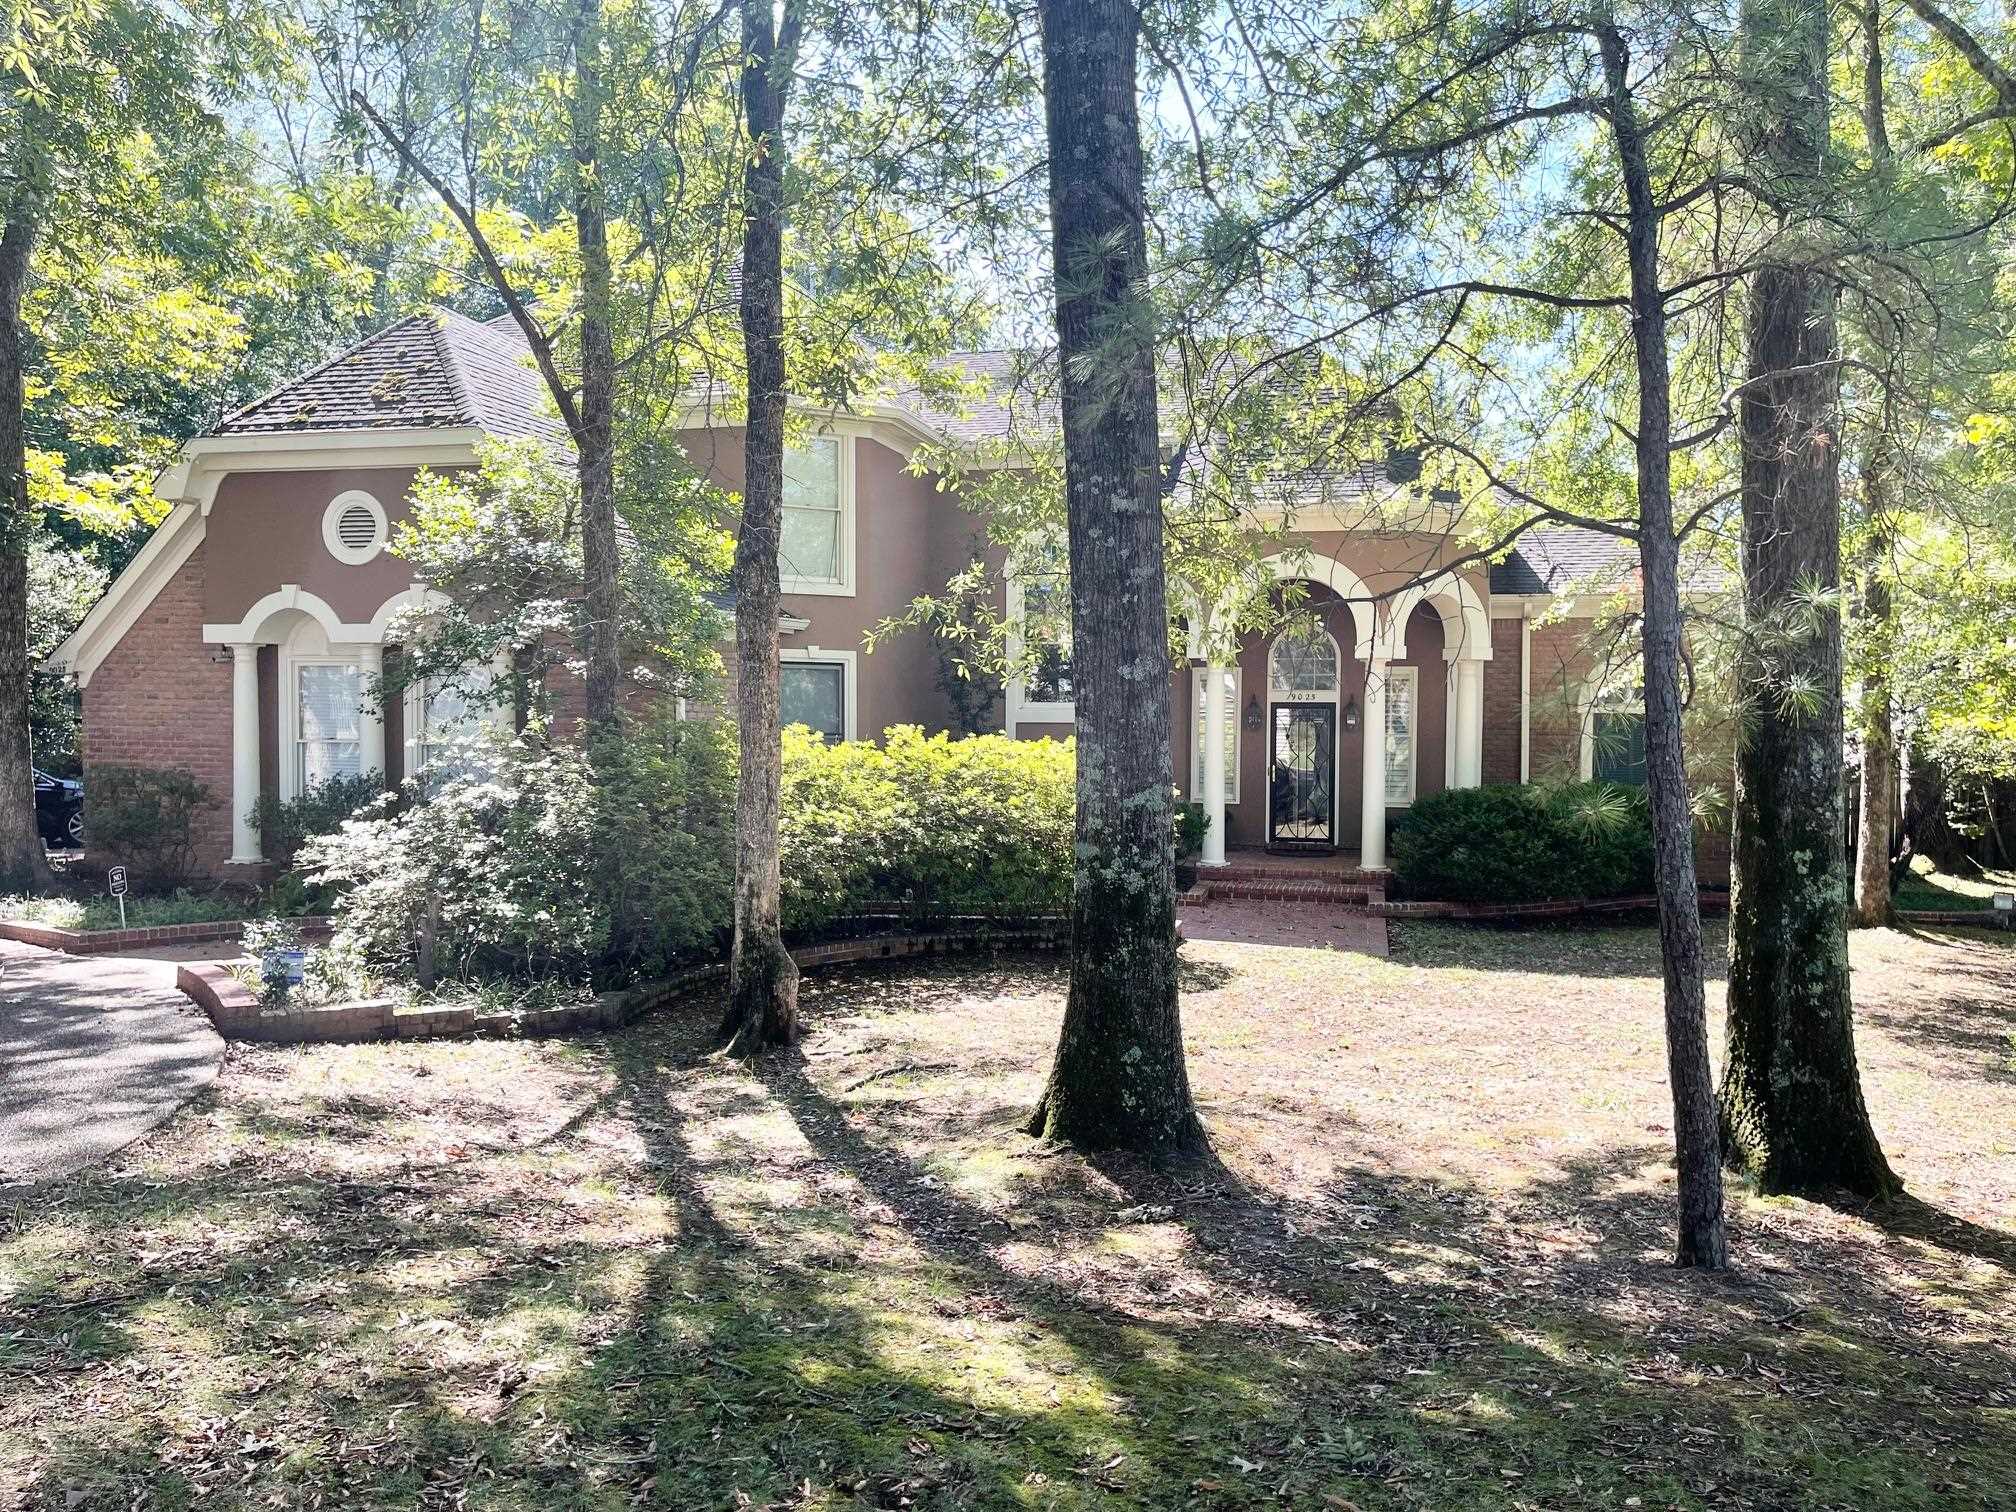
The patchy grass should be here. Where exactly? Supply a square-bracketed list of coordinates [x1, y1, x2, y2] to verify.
[4, 923, 2013, 1509]
[1893, 863, 2016, 914]
[0, 889, 254, 931]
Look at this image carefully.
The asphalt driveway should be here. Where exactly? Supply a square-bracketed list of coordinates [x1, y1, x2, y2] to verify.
[0, 940, 224, 1190]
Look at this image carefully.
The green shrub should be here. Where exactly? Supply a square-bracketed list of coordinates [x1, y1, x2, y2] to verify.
[251, 773, 386, 871]
[85, 765, 218, 888]
[1390, 781, 1656, 903]
[780, 726, 1074, 930]
[302, 715, 735, 986]
[1174, 800, 1208, 861]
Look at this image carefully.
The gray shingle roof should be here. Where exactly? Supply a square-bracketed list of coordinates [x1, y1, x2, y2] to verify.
[1490, 526, 1638, 595]
[215, 309, 567, 446]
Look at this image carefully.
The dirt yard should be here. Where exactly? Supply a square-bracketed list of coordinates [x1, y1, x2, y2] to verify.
[3, 920, 2011, 1510]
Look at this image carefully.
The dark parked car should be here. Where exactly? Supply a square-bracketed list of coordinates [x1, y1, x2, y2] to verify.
[35, 769, 83, 848]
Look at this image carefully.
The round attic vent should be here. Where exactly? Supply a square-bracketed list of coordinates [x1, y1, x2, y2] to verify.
[322, 491, 387, 565]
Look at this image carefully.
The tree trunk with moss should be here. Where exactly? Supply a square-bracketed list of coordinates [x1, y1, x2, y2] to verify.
[719, 0, 802, 1058]
[1722, 0, 1896, 1197]
[571, 0, 622, 731]
[1023, 0, 1203, 1157]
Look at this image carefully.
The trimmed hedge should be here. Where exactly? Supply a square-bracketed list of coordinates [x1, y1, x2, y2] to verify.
[780, 726, 1074, 930]
[1391, 781, 1657, 904]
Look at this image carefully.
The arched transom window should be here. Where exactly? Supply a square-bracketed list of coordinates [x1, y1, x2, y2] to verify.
[1269, 621, 1340, 696]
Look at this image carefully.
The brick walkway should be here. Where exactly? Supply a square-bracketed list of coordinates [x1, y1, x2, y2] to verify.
[1177, 897, 1388, 957]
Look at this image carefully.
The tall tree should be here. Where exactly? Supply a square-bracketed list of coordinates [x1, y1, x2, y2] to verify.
[1721, 0, 1898, 1196]
[1023, 0, 1202, 1155]
[1595, 14, 1727, 1268]
[1, 0, 229, 890]
[718, 0, 806, 1057]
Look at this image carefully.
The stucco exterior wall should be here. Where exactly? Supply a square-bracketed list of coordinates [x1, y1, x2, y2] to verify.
[203, 466, 428, 628]
[681, 427, 968, 737]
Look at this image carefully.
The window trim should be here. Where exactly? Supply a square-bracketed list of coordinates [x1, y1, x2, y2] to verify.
[1005, 556, 1074, 729]
[402, 672, 500, 780]
[1383, 663, 1420, 807]
[780, 647, 858, 742]
[285, 653, 367, 799]
[1190, 665, 1242, 805]
[1268, 622, 1342, 699]
[321, 490, 388, 566]
[778, 434, 857, 598]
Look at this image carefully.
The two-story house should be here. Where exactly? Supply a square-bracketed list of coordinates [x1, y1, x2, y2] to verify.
[49, 308, 1668, 879]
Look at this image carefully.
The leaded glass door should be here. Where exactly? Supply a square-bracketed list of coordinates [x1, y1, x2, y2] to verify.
[1269, 703, 1335, 844]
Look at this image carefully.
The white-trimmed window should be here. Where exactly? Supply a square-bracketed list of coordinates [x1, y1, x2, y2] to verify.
[1269, 621, 1340, 694]
[1191, 666, 1241, 804]
[780, 437, 855, 595]
[780, 648, 857, 741]
[404, 677, 485, 781]
[1384, 665, 1419, 806]
[322, 490, 387, 565]
[1581, 677, 1648, 785]
[1006, 545, 1074, 727]
[294, 660, 365, 792]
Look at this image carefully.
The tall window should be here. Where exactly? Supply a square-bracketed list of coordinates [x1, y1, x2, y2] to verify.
[407, 679, 482, 782]
[1008, 542, 1073, 720]
[1384, 666, 1418, 805]
[780, 438, 844, 587]
[1191, 667, 1240, 803]
[1590, 684, 1648, 785]
[781, 659, 847, 740]
[296, 662, 364, 789]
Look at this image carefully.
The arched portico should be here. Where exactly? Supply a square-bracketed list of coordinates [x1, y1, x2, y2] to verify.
[1192, 555, 1491, 871]
[201, 583, 426, 865]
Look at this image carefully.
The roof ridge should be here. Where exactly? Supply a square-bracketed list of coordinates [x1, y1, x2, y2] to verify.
[422, 307, 482, 426]
[212, 311, 439, 434]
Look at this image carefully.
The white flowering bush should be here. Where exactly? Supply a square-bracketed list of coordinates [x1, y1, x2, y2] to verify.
[301, 715, 734, 986]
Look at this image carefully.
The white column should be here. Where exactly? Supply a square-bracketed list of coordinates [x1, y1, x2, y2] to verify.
[358, 643, 387, 784]
[1455, 657, 1485, 787]
[229, 644, 262, 863]
[1443, 659, 1459, 789]
[1360, 657, 1389, 869]
[1201, 664, 1228, 866]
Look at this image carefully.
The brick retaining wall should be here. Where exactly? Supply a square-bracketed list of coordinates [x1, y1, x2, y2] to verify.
[178, 925, 1068, 1045]
[0, 916, 333, 956]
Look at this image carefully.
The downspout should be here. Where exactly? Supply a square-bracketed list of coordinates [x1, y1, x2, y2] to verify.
[1519, 602, 1532, 784]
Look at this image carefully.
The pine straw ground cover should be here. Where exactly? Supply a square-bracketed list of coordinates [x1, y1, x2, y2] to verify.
[4, 922, 2013, 1512]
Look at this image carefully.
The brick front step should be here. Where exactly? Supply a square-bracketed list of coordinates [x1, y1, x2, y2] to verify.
[1206, 863, 1386, 885]
[1200, 881, 1375, 906]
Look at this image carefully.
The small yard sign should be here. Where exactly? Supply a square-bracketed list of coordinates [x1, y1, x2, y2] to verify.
[107, 865, 128, 929]
[1994, 891, 2014, 928]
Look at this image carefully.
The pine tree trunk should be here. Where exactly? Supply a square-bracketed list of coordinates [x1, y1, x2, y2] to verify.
[719, 0, 801, 1058]
[1851, 516, 1896, 928]
[1023, 0, 1202, 1157]
[1722, 0, 1897, 1197]
[1600, 26, 1726, 1270]
[0, 210, 55, 894]
[571, 0, 622, 731]
[1849, 5, 1896, 932]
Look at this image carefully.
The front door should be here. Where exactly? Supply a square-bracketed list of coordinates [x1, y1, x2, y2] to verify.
[1269, 703, 1336, 845]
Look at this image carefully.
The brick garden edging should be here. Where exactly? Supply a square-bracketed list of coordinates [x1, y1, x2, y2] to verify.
[176, 923, 1068, 1046]
[0, 916, 333, 957]
[1177, 883, 1732, 923]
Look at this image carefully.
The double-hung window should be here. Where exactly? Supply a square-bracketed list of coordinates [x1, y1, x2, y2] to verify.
[1007, 542, 1074, 725]
[406, 679, 484, 784]
[780, 438, 851, 593]
[295, 661, 364, 792]
[1588, 684, 1648, 785]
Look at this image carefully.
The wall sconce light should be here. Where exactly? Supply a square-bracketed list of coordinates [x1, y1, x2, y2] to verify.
[1342, 697, 1361, 733]
[1242, 695, 1263, 732]
[208, 647, 234, 665]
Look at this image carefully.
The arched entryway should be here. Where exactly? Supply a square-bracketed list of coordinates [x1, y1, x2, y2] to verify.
[1189, 553, 1490, 869]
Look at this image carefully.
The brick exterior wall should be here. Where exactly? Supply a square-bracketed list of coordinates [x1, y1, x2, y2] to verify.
[79, 542, 237, 874]
[1482, 616, 1523, 784]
